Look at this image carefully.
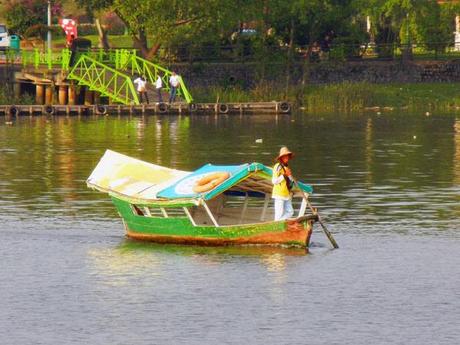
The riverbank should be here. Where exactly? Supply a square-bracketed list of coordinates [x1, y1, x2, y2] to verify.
[2, 78, 460, 113]
[193, 82, 460, 113]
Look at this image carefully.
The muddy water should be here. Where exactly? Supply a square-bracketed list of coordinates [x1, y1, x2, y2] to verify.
[0, 113, 459, 345]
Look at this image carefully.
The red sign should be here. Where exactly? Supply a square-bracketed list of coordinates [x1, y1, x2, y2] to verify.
[59, 18, 78, 46]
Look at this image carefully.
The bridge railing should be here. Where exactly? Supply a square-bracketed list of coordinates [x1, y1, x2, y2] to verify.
[1, 47, 193, 103]
[67, 54, 139, 105]
[117, 50, 193, 104]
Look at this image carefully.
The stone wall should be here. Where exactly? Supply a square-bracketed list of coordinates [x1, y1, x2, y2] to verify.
[170, 60, 460, 89]
[3, 60, 460, 91]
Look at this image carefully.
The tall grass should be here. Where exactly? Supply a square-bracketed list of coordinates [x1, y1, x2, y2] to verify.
[0, 87, 35, 105]
[192, 81, 283, 103]
[193, 81, 460, 112]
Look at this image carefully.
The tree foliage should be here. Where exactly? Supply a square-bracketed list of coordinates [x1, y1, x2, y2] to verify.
[8, 0, 460, 57]
[4, 0, 62, 36]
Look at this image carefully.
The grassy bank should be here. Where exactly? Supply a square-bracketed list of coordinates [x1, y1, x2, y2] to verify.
[0, 88, 34, 105]
[193, 82, 460, 112]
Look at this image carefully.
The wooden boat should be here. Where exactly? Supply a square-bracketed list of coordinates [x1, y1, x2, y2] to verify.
[87, 150, 318, 247]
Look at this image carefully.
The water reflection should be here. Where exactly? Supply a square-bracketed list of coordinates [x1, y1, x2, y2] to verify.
[86, 239, 308, 284]
[455, 119, 460, 185]
[0, 113, 458, 234]
[87, 245, 163, 287]
[2, 112, 460, 345]
[117, 240, 308, 259]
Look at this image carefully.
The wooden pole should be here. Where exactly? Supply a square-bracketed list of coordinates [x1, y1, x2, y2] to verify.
[68, 84, 76, 105]
[294, 179, 339, 249]
[45, 85, 53, 105]
[36, 84, 45, 105]
[84, 88, 94, 105]
[58, 85, 67, 105]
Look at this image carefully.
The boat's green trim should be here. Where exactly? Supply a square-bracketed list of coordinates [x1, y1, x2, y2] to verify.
[111, 196, 287, 239]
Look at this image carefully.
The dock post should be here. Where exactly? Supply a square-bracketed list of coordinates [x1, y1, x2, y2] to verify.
[68, 85, 76, 105]
[84, 89, 94, 105]
[58, 85, 68, 105]
[36, 84, 45, 105]
[13, 82, 21, 99]
[45, 85, 53, 105]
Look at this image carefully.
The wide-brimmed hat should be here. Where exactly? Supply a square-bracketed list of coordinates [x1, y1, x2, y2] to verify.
[276, 146, 293, 160]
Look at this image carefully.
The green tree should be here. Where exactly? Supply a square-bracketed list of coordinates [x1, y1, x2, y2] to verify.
[255, 0, 362, 95]
[113, 0, 242, 58]
[4, 0, 49, 36]
[77, 0, 242, 58]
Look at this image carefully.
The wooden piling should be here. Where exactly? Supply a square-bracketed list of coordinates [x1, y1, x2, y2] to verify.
[45, 85, 53, 105]
[58, 85, 68, 105]
[84, 89, 94, 105]
[36, 84, 45, 105]
[68, 85, 76, 105]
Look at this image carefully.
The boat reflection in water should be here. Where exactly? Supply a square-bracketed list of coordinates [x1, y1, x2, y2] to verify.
[86, 239, 308, 285]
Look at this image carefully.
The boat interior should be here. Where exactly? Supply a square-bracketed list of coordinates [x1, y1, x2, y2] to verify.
[132, 174, 308, 226]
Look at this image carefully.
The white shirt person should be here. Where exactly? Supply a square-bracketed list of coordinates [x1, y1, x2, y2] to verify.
[155, 75, 163, 102]
[133, 76, 149, 104]
[168, 72, 180, 103]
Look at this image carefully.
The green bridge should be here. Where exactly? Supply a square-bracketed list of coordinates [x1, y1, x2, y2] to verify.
[6, 48, 193, 105]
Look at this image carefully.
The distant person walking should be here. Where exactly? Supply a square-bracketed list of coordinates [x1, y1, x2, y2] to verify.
[133, 76, 149, 104]
[169, 72, 180, 104]
[155, 75, 163, 102]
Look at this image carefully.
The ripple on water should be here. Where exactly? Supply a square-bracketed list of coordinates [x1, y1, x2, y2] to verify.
[1, 114, 459, 345]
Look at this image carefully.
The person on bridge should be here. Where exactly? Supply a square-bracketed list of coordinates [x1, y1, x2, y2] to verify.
[133, 76, 149, 104]
[169, 72, 180, 104]
[272, 146, 295, 221]
[155, 75, 163, 103]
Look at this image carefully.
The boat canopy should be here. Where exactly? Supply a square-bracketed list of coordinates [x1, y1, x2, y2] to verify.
[87, 150, 313, 204]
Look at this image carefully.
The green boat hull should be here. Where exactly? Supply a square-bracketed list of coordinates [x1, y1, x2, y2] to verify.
[112, 197, 313, 247]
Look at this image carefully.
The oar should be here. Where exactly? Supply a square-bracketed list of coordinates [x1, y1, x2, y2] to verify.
[293, 179, 339, 249]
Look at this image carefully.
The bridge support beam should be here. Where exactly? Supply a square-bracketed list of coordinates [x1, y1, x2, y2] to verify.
[58, 85, 68, 105]
[68, 85, 76, 105]
[36, 84, 45, 105]
[45, 85, 53, 105]
[84, 88, 94, 105]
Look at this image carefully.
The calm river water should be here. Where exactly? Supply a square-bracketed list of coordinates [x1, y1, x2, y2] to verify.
[0, 112, 459, 345]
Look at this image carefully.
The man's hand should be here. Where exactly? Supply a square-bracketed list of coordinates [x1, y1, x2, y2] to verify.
[284, 168, 292, 176]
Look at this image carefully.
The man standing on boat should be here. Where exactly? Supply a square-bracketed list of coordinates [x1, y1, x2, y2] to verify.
[272, 146, 295, 221]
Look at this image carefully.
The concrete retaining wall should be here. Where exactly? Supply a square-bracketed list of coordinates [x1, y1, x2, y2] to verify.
[169, 60, 460, 88]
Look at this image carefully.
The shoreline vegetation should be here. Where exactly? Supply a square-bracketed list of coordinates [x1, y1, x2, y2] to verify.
[193, 82, 460, 113]
[2, 82, 460, 113]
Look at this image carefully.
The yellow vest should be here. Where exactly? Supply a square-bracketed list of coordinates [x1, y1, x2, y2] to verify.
[272, 163, 290, 198]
